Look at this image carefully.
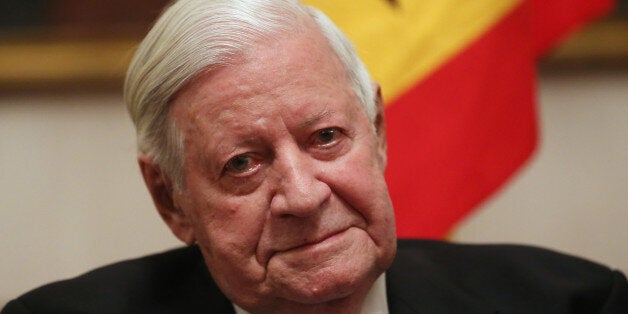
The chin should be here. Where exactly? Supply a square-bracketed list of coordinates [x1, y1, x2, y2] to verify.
[279, 267, 376, 305]
[268, 249, 381, 305]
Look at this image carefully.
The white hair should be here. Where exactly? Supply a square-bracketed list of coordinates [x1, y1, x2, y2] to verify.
[124, 0, 375, 188]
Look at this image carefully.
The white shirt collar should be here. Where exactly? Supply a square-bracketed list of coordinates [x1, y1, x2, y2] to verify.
[233, 273, 389, 314]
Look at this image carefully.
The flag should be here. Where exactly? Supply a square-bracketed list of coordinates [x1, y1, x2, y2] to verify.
[303, 0, 614, 238]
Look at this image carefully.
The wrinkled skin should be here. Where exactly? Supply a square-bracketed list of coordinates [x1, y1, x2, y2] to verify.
[139, 27, 397, 314]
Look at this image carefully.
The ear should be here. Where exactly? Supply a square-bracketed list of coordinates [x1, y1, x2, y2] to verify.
[138, 154, 196, 245]
[372, 82, 387, 168]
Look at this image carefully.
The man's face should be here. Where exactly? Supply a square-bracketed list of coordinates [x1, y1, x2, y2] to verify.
[163, 28, 396, 311]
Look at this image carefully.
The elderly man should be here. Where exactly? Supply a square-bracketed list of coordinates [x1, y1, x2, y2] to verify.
[3, 0, 627, 313]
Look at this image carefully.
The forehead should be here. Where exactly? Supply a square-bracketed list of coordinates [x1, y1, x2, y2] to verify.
[170, 27, 359, 127]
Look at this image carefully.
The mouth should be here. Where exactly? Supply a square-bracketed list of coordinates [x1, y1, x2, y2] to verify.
[261, 227, 352, 265]
[288, 229, 347, 252]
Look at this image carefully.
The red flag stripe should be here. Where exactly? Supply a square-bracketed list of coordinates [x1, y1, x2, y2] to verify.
[385, 1, 538, 238]
[385, 0, 613, 239]
[531, 0, 615, 57]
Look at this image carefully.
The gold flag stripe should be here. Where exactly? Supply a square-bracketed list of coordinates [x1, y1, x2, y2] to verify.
[302, 0, 521, 102]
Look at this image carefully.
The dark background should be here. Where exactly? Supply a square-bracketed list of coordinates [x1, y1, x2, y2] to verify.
[0, 0, 170, 38]
[1, 0, 627, 36]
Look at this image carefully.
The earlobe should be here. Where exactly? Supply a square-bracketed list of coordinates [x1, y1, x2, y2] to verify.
[372, 82, 388, 168]
[138, 155, 196, 245]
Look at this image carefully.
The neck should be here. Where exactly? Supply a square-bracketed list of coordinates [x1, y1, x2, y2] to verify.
[253, 291, 369, 314]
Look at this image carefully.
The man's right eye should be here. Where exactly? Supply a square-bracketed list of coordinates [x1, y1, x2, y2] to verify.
[225, 155, 252, 173]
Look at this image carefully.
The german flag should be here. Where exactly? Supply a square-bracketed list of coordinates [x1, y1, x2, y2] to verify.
[302, 0, 614, 238]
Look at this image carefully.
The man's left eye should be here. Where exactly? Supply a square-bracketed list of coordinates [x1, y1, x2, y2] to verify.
[314, 128, 339, 145]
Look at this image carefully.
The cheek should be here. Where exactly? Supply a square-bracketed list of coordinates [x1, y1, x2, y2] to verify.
[326, 145, 392, 221]
[183, 186, 270, 260]
[323, 149, 397, 267]
[192, 193, 274, 296]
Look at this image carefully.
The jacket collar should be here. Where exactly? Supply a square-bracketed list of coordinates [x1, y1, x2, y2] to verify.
[386, 240, 499, 313]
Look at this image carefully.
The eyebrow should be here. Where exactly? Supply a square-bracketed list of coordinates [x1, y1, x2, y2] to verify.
[298, 108, 332, 128]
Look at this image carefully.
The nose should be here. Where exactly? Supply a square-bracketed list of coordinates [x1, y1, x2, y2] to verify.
[269, 148, 332, 218]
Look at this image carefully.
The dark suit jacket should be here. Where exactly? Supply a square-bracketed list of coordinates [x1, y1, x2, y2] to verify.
[3, 240, 627, 313]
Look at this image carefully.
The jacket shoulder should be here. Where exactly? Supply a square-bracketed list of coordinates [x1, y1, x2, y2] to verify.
[387, 240, 628, 313]
[2, 246, 234, 314]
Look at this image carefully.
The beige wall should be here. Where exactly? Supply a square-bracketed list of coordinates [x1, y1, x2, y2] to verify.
[0, 93, 181, 306]
[1, 71, 627, 306]
[453, 71, 628, 271]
